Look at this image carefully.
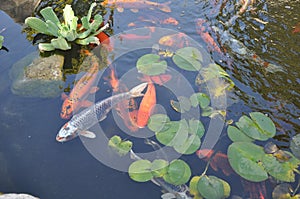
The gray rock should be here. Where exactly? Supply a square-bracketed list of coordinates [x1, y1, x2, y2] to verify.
[9, 51, 64, 98]
[0, 193, 39, 199]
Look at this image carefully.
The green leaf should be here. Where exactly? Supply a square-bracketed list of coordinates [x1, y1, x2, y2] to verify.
[290, 134, 300, 159]
[38, 42, 55, 52]
[178, 96, 191, 112]
[173, 47, 202, 71]
[45, 20, 59, 37]
[156, 121, 180, 146]
[189, 176, 202, 198]
[189, 119, 205, 138]
[174, 134, 201, 154]
[228, 142, 268, 182]
[137, 54, 168, 76]
[89, 14, 103, 32]
[108, 135, 132, 156]
[197, 175, 224, 199]
[151, 159, 169, 177]
[219, 178, 231, 198]
[170, 100, 182, 113]
[262, 152, 300, 182]
[170, 119, 189, 148]
[76, 35, 99, 45]
[190, 92, 210, 109]
[163, 159, 191, 185]
[129, 160, 153, 182]
[0, 35, 3, 48]
[63, 5, 75, 27]
[236, 112, 276, 141]
[50, 37, 71, 50]
[40, 7, 60, 26]
[25, 17, 49, 35]
[87, 2, 97, 22]
[148, 114, 171, 132]
[227, 125, 254, 142]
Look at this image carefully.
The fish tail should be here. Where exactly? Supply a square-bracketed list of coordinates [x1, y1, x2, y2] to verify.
[129, 83, 147, 97]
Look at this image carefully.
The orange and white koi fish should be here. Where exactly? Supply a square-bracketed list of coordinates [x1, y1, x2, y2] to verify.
[137, 82, 156, 128]
[158, 33, 189, 49]
[60, 55, 99, 119]
[196, 149, 234, 176]
[102, 0, 171, 13]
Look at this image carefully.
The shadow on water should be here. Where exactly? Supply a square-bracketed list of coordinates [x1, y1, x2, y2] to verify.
[0, 0, 299, 198]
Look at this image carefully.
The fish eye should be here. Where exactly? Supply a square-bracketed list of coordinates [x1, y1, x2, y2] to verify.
[66, 105, 71, 110]
[64, 127, 70, 130]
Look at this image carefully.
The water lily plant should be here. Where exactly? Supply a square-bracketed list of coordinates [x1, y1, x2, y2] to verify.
[0, 35, 3, 49]
[25, 3, 108, 52]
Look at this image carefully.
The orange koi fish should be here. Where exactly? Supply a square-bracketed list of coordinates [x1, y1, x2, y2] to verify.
[158, 33, 189, 48]
[196, 149, 234, 176]
[60, 55, 99, 119]
[292, 22, 300, 34]
[139, 74, 172, 86]
[119, 33, 152, 40]
[101, 0, 171, 13]
[195, 18, 222, 54]
[137, 82, 156, 128]
[107, 67, 139, 132]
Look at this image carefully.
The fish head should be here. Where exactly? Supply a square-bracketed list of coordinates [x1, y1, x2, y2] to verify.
[56, 122, 79, 142]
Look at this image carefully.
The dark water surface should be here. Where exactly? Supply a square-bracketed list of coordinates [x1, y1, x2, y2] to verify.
[0, 0, 299, 198]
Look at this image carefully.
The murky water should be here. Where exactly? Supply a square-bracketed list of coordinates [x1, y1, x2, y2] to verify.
[0, 0, 299, 198]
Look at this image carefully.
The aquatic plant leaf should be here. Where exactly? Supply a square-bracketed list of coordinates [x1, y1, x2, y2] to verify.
[190, 92, 210, 109]
[108, 135, 132, 156]
[137, 54, 168, 75]
[50, 37, 71, 50]
[290, 134, 300, 159]
[0, 35, 3, 48]
[170, 100, 182, 113]
[129, 160, 153, 182]
[25, 17, 49, 35]
[189, 176, 203, 198]
[156, 121, 180, 146]
[174, 134, 201, 154]
[201, 106, 213, 117]
[178, 96, 191, 112]
[163, 159, 191, 185]
[228, 142, 268, 182]
[227, 125, 254, 142]
[173, 47, 202, 71]
[151, 159, 169, 177]
[272, 183, 294, 199]
[40, 7, 60, 26]
[219, 178, 231, 198]
[170, 119, 189, 148]
[236, 112, 276, 141]
[262, 152, 300, 182]
[189, 119, 205, 138]
[148, 114, 171, 132]
[197, 175, 224, 199]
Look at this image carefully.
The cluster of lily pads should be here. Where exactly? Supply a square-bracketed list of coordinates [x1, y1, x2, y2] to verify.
[25, 3, 106, 51]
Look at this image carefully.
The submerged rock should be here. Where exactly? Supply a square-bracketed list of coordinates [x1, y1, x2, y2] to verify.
[9, 51, 64, 98]
[0, 193, 39, 199]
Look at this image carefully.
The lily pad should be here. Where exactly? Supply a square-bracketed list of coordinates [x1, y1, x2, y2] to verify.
[290, 134, 300, 159]
[262, 152, 300, 182]
[170, 100, 182, 113]
[174, 134, 201, 154]
[197, 175, 224, 199]
[148, 114, 171, 132]
[189, 176, 202, 197]
[163, 159, 191, 185]
[227, 142, 268, 182]
[129, 160, 153, 182]
[173, 47, 202, 71]
[151, 159, 169, 177]
[190, 92, 210, 109]
[235, 112, 276, 141]
[189, 119, 205, 138]
[169, 119, 189, 148]
[170, 96, 191, 113]
[137, 54, 168, 75]
[227, 125, 254, 142]
[156, 121, 180, 146]
[108, 135, 132, 156]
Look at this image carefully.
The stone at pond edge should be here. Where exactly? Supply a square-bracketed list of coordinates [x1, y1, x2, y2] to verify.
[0, 193, 39, 199]
[9, 51, 64, 98]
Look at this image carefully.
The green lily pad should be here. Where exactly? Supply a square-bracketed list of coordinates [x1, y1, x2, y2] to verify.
[227, 125, 254, 142]
[170, 119, 189, 148]
[137, 54, 168, 75]
[236, 112, 276, 141]
[155, 121, 180, 146]
[0, 35, 3, 48]
[163, 159, 191, 185]
[189, 119, 205, 138]
[173, 47, 202, 71]
[190, 92, 210, 109]
[148, 114, 170, 132]
[262, 152, 300, 182]
[189, 176, 201, 197]
[227, 142, 268, 182]
[178, 96, 191, 112]
[201, 106, 214, 117]
[151, 159, 169, 178]
[108, 135, 132, 156]
[197, 175, 224, 199]
[170, 100, 182, 113]
[174, 134, 201, 154]
[272, 183, 295, 199]
[290, 134, 300, 159]
[128, 160, 153, 182]
[219, 178, 231, 198]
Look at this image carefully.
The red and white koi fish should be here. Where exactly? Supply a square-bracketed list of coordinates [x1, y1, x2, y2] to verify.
[60, 54, 99, 119]
[102, 0, 171, 13]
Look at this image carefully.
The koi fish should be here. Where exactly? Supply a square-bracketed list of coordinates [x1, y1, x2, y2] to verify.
[158, 33, 189, 49]
[139, 74, 172, 86]
[196, 149, 234, 176]
[136, 82, 156, 128]
[292, 22, 300, 34]
[56, 83, 147, 142]
[60, 55, 100, 119]
[101, 0, 171, 13]
[119, 33, 152, 40]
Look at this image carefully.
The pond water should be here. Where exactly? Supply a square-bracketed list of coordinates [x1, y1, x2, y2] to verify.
[0, 0, 299, 198]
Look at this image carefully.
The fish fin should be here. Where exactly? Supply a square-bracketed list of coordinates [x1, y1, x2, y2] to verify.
[79, 100, 94, 108]
[158, 1, 172, 13]
[61, 93, 68, 100]
[129, 83, 147, 97]
[90, 86, 100, 94]
[98, 114, 107, 122]
[80, 131, 96, 138]
[117, 7, 124, 12]
[130, 8, 139, 13]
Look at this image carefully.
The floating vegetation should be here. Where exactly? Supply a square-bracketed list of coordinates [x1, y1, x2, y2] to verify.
[136, 54, 168, 76]
[0, 35, 3, 48]
[290, 134, 300, 159]
[25, 3, 107, 51]
[108, 135, 132, 156]
[172, 47, 203, 71]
